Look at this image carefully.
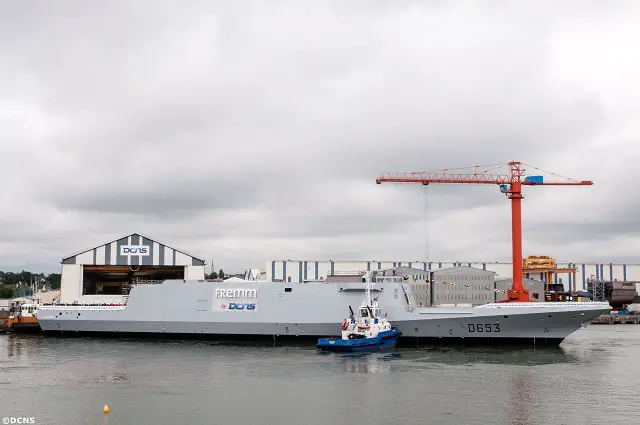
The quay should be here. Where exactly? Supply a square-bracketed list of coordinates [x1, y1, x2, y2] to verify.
[591, 313, 640, 325]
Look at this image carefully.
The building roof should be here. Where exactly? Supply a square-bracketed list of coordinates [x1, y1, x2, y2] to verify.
[377, 266, 429, 274]
[38, 290, 60, 303]
[61, 232, 205, 263]
[224, 277, 246, 282]
[11, 297, 31, 303]
[432, 265, 496, 274]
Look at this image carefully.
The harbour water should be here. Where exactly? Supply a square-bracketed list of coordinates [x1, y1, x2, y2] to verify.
[1, 326, 639, 425]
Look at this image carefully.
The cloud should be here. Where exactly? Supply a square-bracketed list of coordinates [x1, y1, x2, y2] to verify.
[0, 1, 638, 273]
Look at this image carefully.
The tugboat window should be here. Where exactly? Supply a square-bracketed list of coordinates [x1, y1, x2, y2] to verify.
[285, 288, 292, 292]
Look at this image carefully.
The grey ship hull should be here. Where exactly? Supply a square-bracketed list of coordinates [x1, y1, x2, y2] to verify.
[36, 280, 611, 345]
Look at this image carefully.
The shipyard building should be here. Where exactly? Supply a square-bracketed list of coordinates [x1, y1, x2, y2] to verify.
[266, 259, 640, 293]
[59, 233, 205, 304]
[353, 265, 544, 307]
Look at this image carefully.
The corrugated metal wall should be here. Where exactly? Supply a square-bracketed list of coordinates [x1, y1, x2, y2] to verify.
[432, 266, 496, 306]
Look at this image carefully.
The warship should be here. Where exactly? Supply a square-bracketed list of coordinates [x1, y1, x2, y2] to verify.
[36, 273, 611, 344]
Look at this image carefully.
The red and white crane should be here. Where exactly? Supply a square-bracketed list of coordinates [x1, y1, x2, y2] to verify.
[376, 161, 592, 303]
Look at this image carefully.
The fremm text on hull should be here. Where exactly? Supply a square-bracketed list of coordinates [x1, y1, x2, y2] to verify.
[215, 288, 258, 298]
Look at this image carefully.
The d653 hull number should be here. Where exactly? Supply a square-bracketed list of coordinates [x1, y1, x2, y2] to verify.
[468, 323, 500, 333]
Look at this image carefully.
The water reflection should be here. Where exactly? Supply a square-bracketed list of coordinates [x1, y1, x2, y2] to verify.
[314, 345, 576, 378]
[1, 334, 55, 359]
[324, 350, 398, 374]
[393, 345, 577, 366]
[1, 334, 581, 368]
[4, 334, 585, 362]
[340, 354, 393, 374]
[2, 334, 35, 359]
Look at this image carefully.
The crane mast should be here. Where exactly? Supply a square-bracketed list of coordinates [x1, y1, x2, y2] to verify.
[376, 161, 592, 303]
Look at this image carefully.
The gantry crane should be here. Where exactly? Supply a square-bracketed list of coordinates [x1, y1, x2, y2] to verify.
[522, 255, 577, 297]
[376, 161, 592, 303]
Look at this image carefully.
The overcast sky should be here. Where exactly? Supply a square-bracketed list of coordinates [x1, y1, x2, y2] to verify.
[1, 1, 639, 274]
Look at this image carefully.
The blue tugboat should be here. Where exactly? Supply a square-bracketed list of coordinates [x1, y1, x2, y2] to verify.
[316, 272, 402, 352]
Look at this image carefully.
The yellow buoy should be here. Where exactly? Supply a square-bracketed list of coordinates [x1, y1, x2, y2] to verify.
[104, 404, 110, 414]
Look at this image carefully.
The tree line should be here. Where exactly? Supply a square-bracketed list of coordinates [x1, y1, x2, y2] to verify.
[0, 270, 61, 299]
[206, 268, 226, 280]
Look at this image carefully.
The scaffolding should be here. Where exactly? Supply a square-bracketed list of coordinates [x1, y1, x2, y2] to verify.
[587, 277, 607, 302]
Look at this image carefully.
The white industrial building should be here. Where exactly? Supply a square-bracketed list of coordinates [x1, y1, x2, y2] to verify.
[59, 233, 205, 304]
[304, 265, 546, 307]
[265, 260, 640, 293]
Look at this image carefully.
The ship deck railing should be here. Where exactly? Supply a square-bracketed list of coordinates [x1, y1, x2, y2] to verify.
[476, 301, 611, 309]
[37, 305, 127, 311]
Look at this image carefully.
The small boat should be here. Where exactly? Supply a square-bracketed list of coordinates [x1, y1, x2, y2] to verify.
[4, 301, 42, 334]
[316, 272, 402, 352]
